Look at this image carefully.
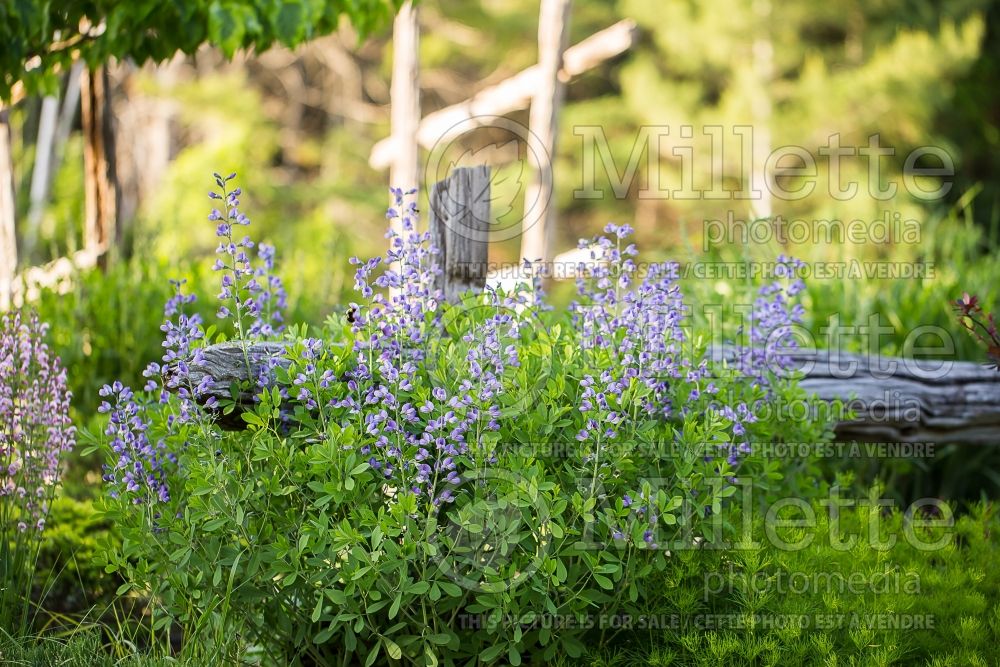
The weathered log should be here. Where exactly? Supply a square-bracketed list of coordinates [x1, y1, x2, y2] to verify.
[707, 347, 1000, 446]
[182, 341, 290, 404]
[429, 166, 490, 301]
[187, 339, 1000, 444]
[178, 341, 290, 429]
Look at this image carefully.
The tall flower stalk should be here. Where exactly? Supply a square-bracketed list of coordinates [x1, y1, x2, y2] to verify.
[209, 173, 287, 377]
[0, 310, 75, 633]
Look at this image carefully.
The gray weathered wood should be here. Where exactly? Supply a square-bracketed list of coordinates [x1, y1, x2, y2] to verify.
[368, 19, 638, 169]
[178, 341, 290, 428]
[179, 341, 290, 405]
[708, 346, 1000, 445]
[188, 339, 1000, 443]
[429, 166, 490, 302]
[520, 0, 571, 266]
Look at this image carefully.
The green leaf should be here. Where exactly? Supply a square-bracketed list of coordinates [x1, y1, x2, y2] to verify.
[439, 582, 462, 597]
[479, 643, 505, 663]
[363, 642, 381, 667]
[203, 516, 227, 532]
[208, 1, 248, 57]
[311, 595, 324, 622]
[388, 591, 402, 619]
[383, 637, 402, 660]
[241, 411, 264, 427]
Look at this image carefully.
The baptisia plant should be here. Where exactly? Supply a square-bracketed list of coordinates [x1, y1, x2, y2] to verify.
[94, 174, 833, 666]
[0, 310, 75, 633]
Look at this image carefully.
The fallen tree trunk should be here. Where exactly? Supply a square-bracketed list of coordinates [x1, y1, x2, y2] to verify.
[785, 348, 1000, 445]
[708, 346, 1000, 445]
[185, 340, 1000, 444]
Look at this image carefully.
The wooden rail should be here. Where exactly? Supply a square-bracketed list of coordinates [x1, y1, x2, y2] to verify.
[186, 340, 1000, 445]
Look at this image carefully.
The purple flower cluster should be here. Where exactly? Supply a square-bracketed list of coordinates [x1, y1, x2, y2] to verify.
[465, 288, 521, 411]
[0, 311, 75, 532]
[570, 224, 692, 444]
[291, 338, 335, 412]
[250, 243, 287, 338]
[144, 279, 216, 422]
[736, 255, 807, 389]
[350, 189, 441, 368]
[209, 173, 286, 342]
[338, 189, 522, 506]
[99, 382, 172, 504]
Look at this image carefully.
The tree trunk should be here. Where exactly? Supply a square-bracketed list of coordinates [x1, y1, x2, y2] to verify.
[0, 108, 17, 309]
[25, 63, 83, 263]
[520, 0, 571, 266]
[81, 65, 118, 260]
[112, 56, 182, 257]
[25, 95, 60, 259]
[54, 62, 84, 177]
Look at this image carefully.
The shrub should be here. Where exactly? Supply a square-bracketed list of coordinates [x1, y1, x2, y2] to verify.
[92, 175, 833, 665]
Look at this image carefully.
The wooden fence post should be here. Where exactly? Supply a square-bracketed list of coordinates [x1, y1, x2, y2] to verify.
[519, 0, 571, 267]
[389, 1, 420, 195]
[429, 166, 490, 301]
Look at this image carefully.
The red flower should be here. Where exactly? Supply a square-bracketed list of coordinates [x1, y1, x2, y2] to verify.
[955, 292, 980, 316]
